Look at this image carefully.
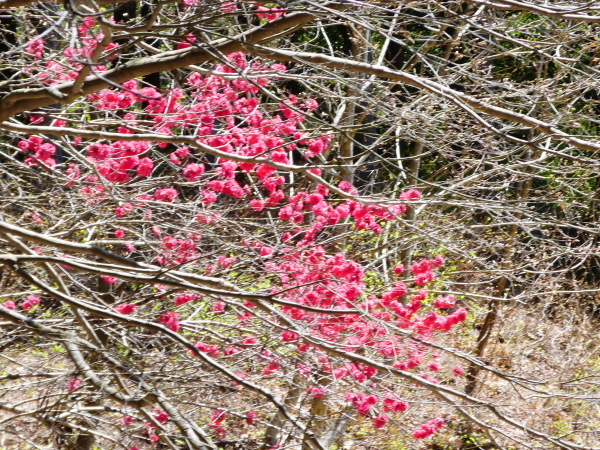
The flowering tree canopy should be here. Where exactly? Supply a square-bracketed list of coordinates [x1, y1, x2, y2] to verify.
[0, 1, 599, 449]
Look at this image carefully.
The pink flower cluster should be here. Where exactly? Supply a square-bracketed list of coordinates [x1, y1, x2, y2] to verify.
[413, 417, 445, 439]
[84, 140, 153, 183]
[20, 42, 471, 440]
[419, 307, 468, 333]
[372, 414, 389, 429]
[25, 38, 44, 59]
[245, 410, 258, 424]
[268, 181, 408, 241]
[210, 410, 227, 438]
[115, 303, 137, 314]
[154, 188, 178, 202]
[411, 255, 444, 286]
[159, 312, 181, 331]
[115, 203, 134, 218]
[22, 295, 41, 310]
[17, 136, 57, 167]
[29, 17, 115, 85]
[154, 410, 169, 424]
[434, 294, 456, 309]
[256, 6, 285, 21]
[383, 392, 409, 413]
[67, 378, 82, 392]
[194, 341, 221, 357]
[156, 234, 200, 266]
[174, 292, 201, 306]
[119, 415, 134, 427]
[345, 392, 379, 416]
[307, 386, 327, 398]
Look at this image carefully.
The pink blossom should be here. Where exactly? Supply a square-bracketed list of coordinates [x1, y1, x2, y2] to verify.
[381, 282, 408, 303]
[22, 295, 41, 310]
[449, 307, 468, 325]
[159, 312, 181, 331]
[262, 175, 284, 192]
[411, 259, 432, 275]
[271, 63, 287, 73]
[163, 236, 178, 250]
[26, 38, 44, 59]
[356, 401, 372, 416]
[338, 180, 358, 195]
[453, 365, 465, 376]
[18, 137, 57, 167]
[278, 205, 294, 220]
[245, 411, 258, 424]
[240, 336, 256, 345]
[413, 417, 445, 439]
[306, 193, 323, 205]
[174, 292, 199, 306]
[3, 301, 16, 310]
[400, 189, 422, 201]
[115, 303, 137, 314]
[256, 164, 277, 180]
[137, 157, 154, 177]
[302, 98, 319, 111]
[95, 89, 134, 110]
[217, 255, 236, 268]
[365, 394, 378, 405]
[101, 275, 118, 284]
[67, 378, 82, 392]
[432, 254, 445, 268]
[296, 364, 312, 376]
[221, 1, 237, 12]
[261, 246, 274, 257]
[177, 33, 197, 50]
[415, 271, 435, 286]
[211, 410, 227, 426]
[427, 361, 441, 371]
[223, 346, 239, 356]
[114, 229, 125, 239]
[256, 6, 285, 21]
[65, 164, 81, 183]
[383, 393, 408, 412]
[212, 301, 226, 314]
[271, 150, 289, 163]
[154, 188, 178, 202]
[119, 415, 134, 427]
[263, 361, 280, 375]
[115, 203, 134, 218]
[372, 414, 389, 429]
[281, 330, 299, 342]
[149, 434, 160, 444]
[154, 410, 169, 424]
[249, 198, 265, 211]
[434, 295, 456, 309]
[307, 386, 327, 398]
[175, 147, 190, 160]
[182, 163, 205, 181]
[202, 189, 218, 205]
